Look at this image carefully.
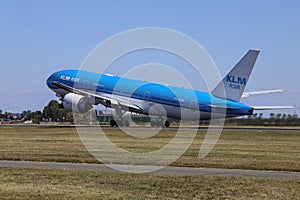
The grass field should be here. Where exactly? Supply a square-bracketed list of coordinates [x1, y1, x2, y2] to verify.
[0, 127, 299, 171]
[0, 167, 299, 199]
[0, 127, 300, 199]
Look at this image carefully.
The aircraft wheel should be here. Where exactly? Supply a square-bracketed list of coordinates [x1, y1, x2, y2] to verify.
[164, 121, 170, 127]
[110, 120, 117, 127]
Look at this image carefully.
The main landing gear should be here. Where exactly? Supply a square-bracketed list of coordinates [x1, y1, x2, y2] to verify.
[110, 119, 130, 127]
[109, 107, 130, 127]
[110, 119, 170, 127]
[109, 106, 171, 127]
[150, 120, 170, 128]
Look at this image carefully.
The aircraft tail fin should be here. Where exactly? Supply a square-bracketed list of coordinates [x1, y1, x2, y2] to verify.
[211, 49, 260, 102]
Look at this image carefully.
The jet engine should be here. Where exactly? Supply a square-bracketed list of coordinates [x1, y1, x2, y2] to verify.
[62, 93, 93, 113]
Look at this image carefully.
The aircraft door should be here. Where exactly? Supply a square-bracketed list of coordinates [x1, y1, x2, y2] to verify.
[144, 91, 151, 101]
[191, 100, 198, 110]
[83, 80, 90, 89]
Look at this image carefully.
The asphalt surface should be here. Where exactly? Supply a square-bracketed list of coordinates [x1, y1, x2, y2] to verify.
[0, 160, 299, 180]
[1, 124, 300, 133]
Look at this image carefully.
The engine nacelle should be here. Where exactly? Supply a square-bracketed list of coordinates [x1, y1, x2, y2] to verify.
[62, 93, 93, 113]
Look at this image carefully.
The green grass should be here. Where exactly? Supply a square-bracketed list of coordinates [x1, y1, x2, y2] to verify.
[0, 167, 299, 200]
[0, 128, 96, 163]
[0, 127, 300, 199]
[177, 130, 300, 171]
[0, 127, 299, 171]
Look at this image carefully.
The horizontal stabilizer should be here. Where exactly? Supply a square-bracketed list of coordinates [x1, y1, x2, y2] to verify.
[242, 89, 283, 98]
[253, 106, 295, 110]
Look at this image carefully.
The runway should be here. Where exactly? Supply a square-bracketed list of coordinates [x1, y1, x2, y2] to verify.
[1, 160, 299, 180]
[1, 124, 300, 133]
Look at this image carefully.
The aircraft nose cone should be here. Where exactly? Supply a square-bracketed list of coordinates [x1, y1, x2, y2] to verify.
[46, 74, 56, 89]
[46, 75, 52, 87]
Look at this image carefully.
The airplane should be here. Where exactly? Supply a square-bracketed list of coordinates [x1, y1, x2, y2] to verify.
[46, 49, 293, 127]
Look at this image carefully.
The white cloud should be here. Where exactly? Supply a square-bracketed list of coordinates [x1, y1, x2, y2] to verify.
[14, 89, 36, 95]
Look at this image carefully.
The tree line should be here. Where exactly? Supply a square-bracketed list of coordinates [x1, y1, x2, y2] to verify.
[1, 100, 73, 124]
[1, 100, 299, 126]
[225, 112, 300, 126]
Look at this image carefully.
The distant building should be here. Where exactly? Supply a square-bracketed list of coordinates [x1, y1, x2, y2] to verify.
[0, 114, 8, 121]
[0, 113, 23, 122]
[8, 113, 23, 120]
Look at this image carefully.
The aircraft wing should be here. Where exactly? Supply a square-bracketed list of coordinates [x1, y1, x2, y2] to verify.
[242, 89, 283, 98]
[51, 81, 141, 111]
[252, 106, 295, 110]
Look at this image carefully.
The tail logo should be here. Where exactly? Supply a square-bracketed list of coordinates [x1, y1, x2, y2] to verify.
[226, 75, 247, 90]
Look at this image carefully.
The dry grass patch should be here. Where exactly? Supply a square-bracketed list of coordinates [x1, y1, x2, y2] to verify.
[0, 168, 299, 199]
[0, 127, 299, 171]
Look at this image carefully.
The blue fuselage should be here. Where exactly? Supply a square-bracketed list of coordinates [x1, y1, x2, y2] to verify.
[47, 69, 253, 120]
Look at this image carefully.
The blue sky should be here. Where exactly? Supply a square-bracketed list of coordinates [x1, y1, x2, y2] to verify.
[0, 1, 299, 115]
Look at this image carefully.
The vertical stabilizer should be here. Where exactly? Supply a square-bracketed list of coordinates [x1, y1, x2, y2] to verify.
[211, 49, 260, 102]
